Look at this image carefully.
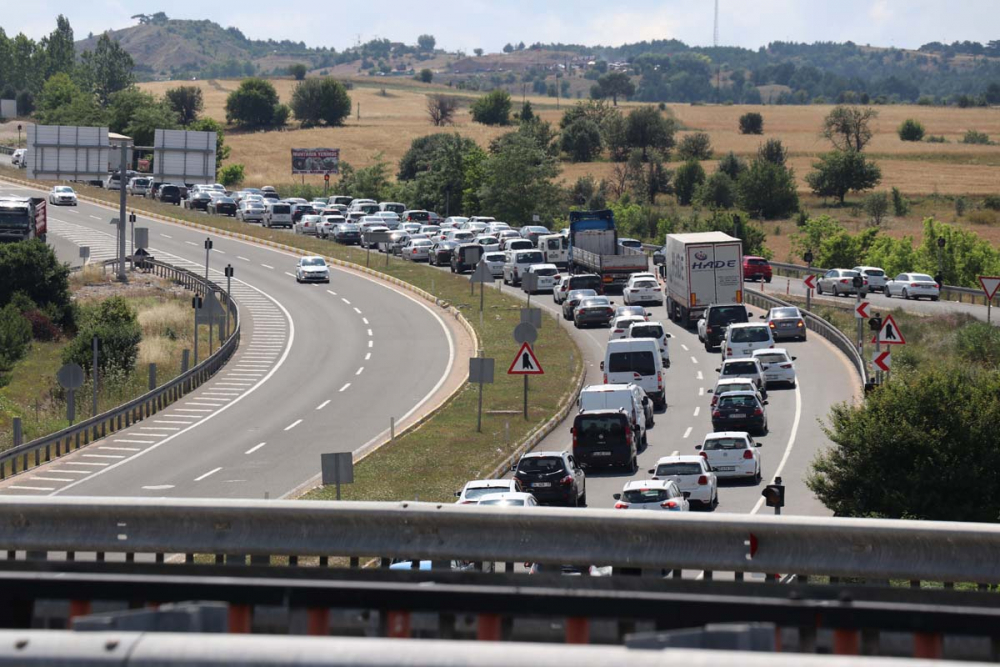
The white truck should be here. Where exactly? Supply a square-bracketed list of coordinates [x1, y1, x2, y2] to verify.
[662, 232, 743, 328]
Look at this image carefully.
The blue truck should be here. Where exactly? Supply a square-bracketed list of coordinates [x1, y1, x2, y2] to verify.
[568, 210, 648, 292]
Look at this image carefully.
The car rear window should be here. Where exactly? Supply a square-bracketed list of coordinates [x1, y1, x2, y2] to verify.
[772, 308, 800, 318]
[633, 280, 658, 289]
[608, 351, 656, 375]
[755, 353, 787, 365]
[464, 486, 510, 500]
[723, 361, 758, 376]
[407, 211, 430, 222]
[271, 205, 290, 214]
[746, 258, 770, 266]
[534, 267, 558, 277]
[718, 395, 758, 409]
[863, 269, 885, 277]
[708, 306, 748, 325]
[485, 253, 505, 262]
[730, 326, 770, 343]
[630, 325, 663, 339]
[517, 457, 565, 474]
[575, 414, 627, 445]
[516, 251, 543, 264]
[717, 382, 754, 394]
[912, 274, 935, 282]
[623, 488, 670, 503]
[479, 499, 524, 506]
[655, 462, 703, 476]
[704, 438, 746, 451]
[569, 276, 602, 291]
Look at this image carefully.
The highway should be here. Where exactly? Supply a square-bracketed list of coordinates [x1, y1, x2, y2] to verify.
[0, 180, 464, 500]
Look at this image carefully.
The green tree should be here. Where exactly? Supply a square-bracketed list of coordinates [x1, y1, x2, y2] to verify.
[674, 160, 706, 206]
[478, 130, 563, 224]
[225, 78, 286, 129]
[288, 63, 307, 80]
[44, 15, 76, 80]
[738, 111, 764, 135]
[696, 171, 737, 209]
[106, 89, 178, 144]
[625, 106, 676, 160]
[677, 132, 712, 160]
[396, 133, 484, 214]
[62, 297, 142, 376]
[0, 240, 73, 328]
[470, 89, 512, 126]
[560, 118, 603, 162]
[336, 156, 392, 201]
[218, 163, 245, 187]
[502, 43, 514, 54]
[736, 159, 800, 220]
[417, 68, 433, 83]
[822, 105, 878, 152]
[35, 73, 104, 126]
[891, 186, 910, 216]
[290, 77, 352, 127]
[756, 138, 788, 166]
[897, 118, 925, 142]
[592, 71, 635, 105]
[164, 86, 203, 125]
[717, 151, 747, 180]
[863, 191, 890, 227]
[806, 150, 882, 204]
[519, 100, 535, 123]
[78, 33, 135, 106]
[417, 34, 436, 52]
[473, 48, 484, 57]
[0, 303, 32, 372]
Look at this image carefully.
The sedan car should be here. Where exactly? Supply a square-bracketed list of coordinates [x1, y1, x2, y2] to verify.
[429, 241, 458, 266]
[562, 289, 598, 320]
[184, 191, 213, 211]
[885, 273, 940, 301]
[207, 196, 237, 216]
[295, 256, 330, 283]
[294, 214, 323, 236]
[613, 480, 689, 512]
[476, 492, 539, 507]
[697, 431, 761, 482]
[752, 349, 797, 387]
[817, 268, 868, 297]
[454, 479, 521, 505]
[574, 296, 615, 329]
[474, 234, 500, 253]
[614, 305, 650, 321]
[717, 358, 767, 397]
[332, 223, 361, 245]
[401, 238, 433, 261]
[649, 456, 718, 510]
[711, 391, 768, 436]
[513, 451, 586, 507]
[609, 315, 646, 341]
[622, 277, 662, 306]
[522, 264, 560, 294]
[762, 306, 807, 342]
[48, 185, 77, 206]
[236, 200, 266, 223]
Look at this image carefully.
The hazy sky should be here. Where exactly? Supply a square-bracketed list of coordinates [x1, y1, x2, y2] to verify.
[9, 0, 998, 53]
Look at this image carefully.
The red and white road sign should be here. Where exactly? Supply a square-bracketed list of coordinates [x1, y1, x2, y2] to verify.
[873, 350, 891, 372]
[871, 314, 906, 345]
[855, 301, 870, 319]
[803, 274, 817, 290]
[507, 342, 544, 375]
[979, 276, 1000, 300]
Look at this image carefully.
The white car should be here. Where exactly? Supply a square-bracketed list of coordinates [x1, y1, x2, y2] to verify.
[717, 358, 767, 397]
[885, 273, 940, 301]
[853, 266, 888, 293]
[294, 214, 323, 236]
[474, 234, 500, 253]
[752, 348, 797, 387]
[721, 322, 775, 360]
[48, 185, 77, 206]
[295, 256, 330, 283]
[522, 264, 560, 294]
[626, 320, 672, 367]
[649, 455, 718, 510]
[455, 479, 520, 504]
[237, 200, 266, 223]
[697, 432, 761, 482]
[11, 148, 26, 168]
[476, 492, 539, 507]
[622, 277, 662, 306]
[613, 480, 689, 512]
[126, 177, 152, 197]
[609, 315, 646, 341]
[317, 215, 346, 239]
[401, 238, 433, 261]
[481, 252, 505, 278]
[709, 378, 763, 408]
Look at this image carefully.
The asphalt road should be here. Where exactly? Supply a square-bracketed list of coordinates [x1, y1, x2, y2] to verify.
[0, 181, 456, 500]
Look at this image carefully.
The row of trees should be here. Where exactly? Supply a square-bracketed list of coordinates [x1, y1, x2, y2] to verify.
[224, 77, 352, 129]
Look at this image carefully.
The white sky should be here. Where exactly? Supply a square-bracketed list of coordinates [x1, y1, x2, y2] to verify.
[9, 0, 998, 54]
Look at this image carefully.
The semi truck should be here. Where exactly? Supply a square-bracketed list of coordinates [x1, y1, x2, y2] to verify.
[0, 196, 47, 243]
[567, 210, 647, 292]
[662, 232, 743, 328]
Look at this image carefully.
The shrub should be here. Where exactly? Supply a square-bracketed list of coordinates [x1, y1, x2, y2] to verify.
[676, 132, 713, 160]
[984, 195, 1000, 211]
[897, 119, 925, 142]
[417, 68, 433, 83]
[962, 130, 991, 145]
[891, 187, 910, 217]
[926, 135, 947, 143]
[288, 63, 307, 80]
[738, 112, 764, 135]
[560, 118, 603, 162]
[470, 89, 512, 126]
[674, 160, 706, 206]
[956, 323, 1000, 365]
[0, 240, 73, 329]
[756, 138, 787, 166]
[955, 197, 968, 217]
[218, 164, 246, 187]
[967, 210, 999, 226]
[717, 152, 747, 180]
[15, 90, 35, 116]
[62, 297, 142, 376]
[0, 303, 32, 369]
[863, 192, 890, 227]
[23, 309, 59, 341]
[696, 172, 736, 209]
[225, 78, 285, 129]
[290, 77, 352, 127]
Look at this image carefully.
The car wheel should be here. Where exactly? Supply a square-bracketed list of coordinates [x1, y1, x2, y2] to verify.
[754, 467, 762, 484]
[765, 277, 772, 283]
[630, 456, 639, 473]
[578, 490, 586, 507]
[902, 289, 910, 300]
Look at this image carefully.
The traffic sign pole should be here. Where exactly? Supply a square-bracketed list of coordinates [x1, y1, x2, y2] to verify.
[978, 276, 1000, 324]
[523, 375, 528, 421]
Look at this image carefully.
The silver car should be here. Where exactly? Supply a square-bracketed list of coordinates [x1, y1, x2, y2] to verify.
[761, 306, 807, 341]
[400, 238, 433, 261]
[885, 273, 940, 301]
[294, 214, 323, 236]
[295, 256, 330, 283]
[237, 200, 266, 223]
[817, 268, 868, 297]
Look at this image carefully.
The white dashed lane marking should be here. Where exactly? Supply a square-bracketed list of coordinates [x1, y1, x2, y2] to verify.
[194, 467, 222, 482]
[284, 419, 303, 431]
[245, 442, 266, 455]
[339, 383, 351, 392]
[316, 400, 331, 410]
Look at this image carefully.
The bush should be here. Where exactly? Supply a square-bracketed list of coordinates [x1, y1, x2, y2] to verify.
[984, 195, 1000, 211]
[897, 118, 925, 142]
[0, 240, 73, 329]
[956, 323, 1000, 365]
[696, 172, 736, 209]
[955, 196, 968, 217]
[288, 63, 307, 80]
[218, 164, 246, 187]
[962, 130, 991, 145]
[225, 78, 286, 129]
[756, 138, 787, 166]
[967, 210, 999, 226]
[891, 187, 909, 217]
[737, 160, 800, 220]
[677, 132, 712, 161]
[290, 77, 352, 127]
[15, 90, 35, 116]
[674, 160, 706, 206]
[470, 89, 512, 126]
[23, 310, 59, 341]
[717, 152, 747, 180]
[0, 303, 32, 369]
[561, 118, 603, 162]
[863, 192, 890, 227]
[417, 69, 433, 83]
[62, 297, 142, 376]
[738, 112, 764, 135]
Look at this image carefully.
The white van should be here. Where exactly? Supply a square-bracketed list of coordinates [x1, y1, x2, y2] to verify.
[721, 322, 775, 361]
[264, 201, 293, 228]
[539, 233, 569, 267]
[601, 339, 666, 409]
[626, 320, 672, 367]
[578, 383, 652, 433]
[503, 249, 545, 286]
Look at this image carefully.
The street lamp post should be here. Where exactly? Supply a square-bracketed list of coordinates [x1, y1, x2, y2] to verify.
[224, 264, 234, 339]
[204, 237, 213, 284]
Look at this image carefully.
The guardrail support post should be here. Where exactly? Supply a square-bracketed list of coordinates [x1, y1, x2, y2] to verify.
[12, 417, 21, 448]
[386, 611, 411, 638]
[477, 613, 502, 641]
[68, 600, 92, 621]
[306, 608, 329, 636]
[565, 617, 589, 644]
[833, 629, 860, 655]
[228, 604, 253, 633]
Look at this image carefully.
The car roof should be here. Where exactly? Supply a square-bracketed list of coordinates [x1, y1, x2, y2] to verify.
[716, 378, 755, 386]
[463, 479, 512, 489]
[576, 408, 626, 417]
[301, 255, 326, 262]
[727, 322, 767, 330]
[655, 455, 705, 464]
[521, 450, 567, 459]
[723, 357, 759, 364]
[716, 390, 759, 398]
[753, 348, 790, 356]
[582, 384, 636, 392]
[705, 431, 751, 440]
[606, 338, 658, 351]
[529, 264, 558, 270]
[623, 480, 672, 491]
[478, 492, 534, 502]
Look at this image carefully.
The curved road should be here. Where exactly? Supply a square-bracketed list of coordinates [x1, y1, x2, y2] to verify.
[0, 181, 459, 499]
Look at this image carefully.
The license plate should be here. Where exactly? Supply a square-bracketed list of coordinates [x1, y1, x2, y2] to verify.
[533, 482, 552, 488]
[716, 466, 736, 472]
[731, 413, 746, 418]
[593, 451, 611, 457]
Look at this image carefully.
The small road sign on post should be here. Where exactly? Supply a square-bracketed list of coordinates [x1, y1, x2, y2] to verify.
[470, 260, 493, 313]
[873, 350, 891, 373]
[513, 322, 538, 345]
[57, 363, 85, 425]
[872, 314, 906, 346]
[321, 452, 354, 501]
[469, 357, 495, 433]
[855, 301, 870, 319]
[520, 308, 542, 330]
[803, 275, 817, 290]
[979, 276, 1000, 324]
[508, 341, 544, 421]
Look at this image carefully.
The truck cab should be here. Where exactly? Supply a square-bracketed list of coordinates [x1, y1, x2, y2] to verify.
[0, 197, 46, 243]
[539, 233, 569, 267]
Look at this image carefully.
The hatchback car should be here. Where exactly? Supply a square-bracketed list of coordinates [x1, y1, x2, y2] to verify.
[522, 264, 560, 293]
[454, 479, 521, 505]
[332, 223, 361, 245]
[554, 274, 602, 303]
[709, 378, 763, 408]
[513, 451, 586, 507]
[429, 241, 458, 266]
[762, 307, 807, 342]
[698, 303, 750, 351]
[717, 358, 767, 397]
[237, 200, 266, 223]
[650, 456, 718, 510]
[613, 480, 689, 512]
[208, 196, 237, 216]
[885, 273, 940, 301]
[294, 214, 323, 235]
[184, 191, 213, 211]
[317, 216, 346, 239]
[562, 289, 598, 320]
[722, 322, 775, 360]
[752, 349, 797, 387]
[574, 296, 615, 328]
[610, 315, 646, 341]
[295, 256, 330, 283]
[698, 432, 762, 482]
[476, 492, 539, 507]
[711, 391, 768, 436]
[622, 277, 662, 306]
[853, 266, 888, 293]
[483, 251, 506, 278]
[817, 268, 868, 297]
[743, 256, 773, 283]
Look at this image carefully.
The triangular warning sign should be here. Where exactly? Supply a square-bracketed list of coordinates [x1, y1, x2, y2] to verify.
[871, 314, 906, 345]
[470, 260, 494, 284]
[507, 342, 544, 375]
[979, 276, 1000, 300]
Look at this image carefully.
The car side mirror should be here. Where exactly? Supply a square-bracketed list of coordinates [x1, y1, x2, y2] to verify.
[715, 368, 721, 373]
[759, 314, 765, 319]
[610, 301, 616, 305]
[694, 444, 702, 450]
[792, 357, 797, 361]
[647, 469, 655, 474]
[642, 396, 649, 405]
[569, 427, 575, 435]
[613, 493, 622, 501]
[756, 443, 762, 447]
[706, 388, 713, 394]
[454, 491, 461, 497]
[599, 361, 605, 371]
[665, 333, 673, 338]
[763, 400, 769, 406]
[682, 492, 691, 499]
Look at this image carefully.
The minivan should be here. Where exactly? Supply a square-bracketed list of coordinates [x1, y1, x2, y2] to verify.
[570, 409, 639, 472]
[265, 202, 293, 228]
[503, 249, 545, 286]
[601, 339, 666, 409]
[540, 233, 570, 267]
[379, 202, 406, 215]
[451, 244, 484, 274]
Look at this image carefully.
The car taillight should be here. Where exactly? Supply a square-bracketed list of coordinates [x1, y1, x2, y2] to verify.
[614, 502, 628, 509]
[606, 308, 614, 316]
[712, 410, 721, 418]
[706, 326, 712, 334]
[698, 475, 708, 485]
[753, 408, 763, 416]
[726, 347, 733, 356]
[841, 279, 849, 284]
[412, 249, 418, 254]
[560, 475, 573, 486]
[911, 282, 920, 287]
[699, 451, 708, 459]
[711, 395, 718, 407]
[768, 322, 775, 329]
[625, 426, 632, 446]
[572, 428, 578, 450]
[613, 329, 624, 334]
[780, 363, 792, 369]
[657, 372, 663, 390]
[661, 500, 678, 509]
[603, 373, 608, 383]
[797, 321, 804, 328]
[743, 450, 754, 459]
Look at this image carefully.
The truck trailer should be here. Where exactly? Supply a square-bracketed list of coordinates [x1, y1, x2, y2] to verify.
[567, 210, 647, 292]
[663, 232, 743, 328]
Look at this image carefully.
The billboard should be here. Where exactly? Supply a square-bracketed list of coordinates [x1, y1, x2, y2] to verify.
[0, 99, 16, 118]
[153, 129, 217, 185]
[291, 148, 340, 175]
[26, 125, 111, 181]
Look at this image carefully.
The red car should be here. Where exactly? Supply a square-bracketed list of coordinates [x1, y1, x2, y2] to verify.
[743, 256, 772, 283]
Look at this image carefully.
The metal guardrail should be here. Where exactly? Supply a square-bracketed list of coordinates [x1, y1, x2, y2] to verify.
[4, 497, 1000, 584]
[0, 260, 239, 480]
[0, 146, 15, 156]
[744, 288, 869, 387]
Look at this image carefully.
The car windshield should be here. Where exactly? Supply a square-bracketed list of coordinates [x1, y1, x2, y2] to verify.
[704, 438, 747, 451]
[463, 486, 510, 500]
[568, 290, 597, 301]
[517, 457, 564, 474]
[534, 267, 558, 277]
[755, 353, 788, 365]
[485, 253, 505, 262]
[576, 415, 626, 445]
[718, 395, 759, 409]
[730, 327, 770, 343]
[55, 187, 73, 193]
[708, 306, 747, 325]
[302, 258, 326, 267]
[623, 488, 670, 503]
[580, 298, 610, 308]
[655, 462, 703, 476]
[723, 362, 758, 376]
[608, 351, 656, 375]
[772, 308, 800, 319]
[479, 499, 526, 507]
[570, 276, 602, 291]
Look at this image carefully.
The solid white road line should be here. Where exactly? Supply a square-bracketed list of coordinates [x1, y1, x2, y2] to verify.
[194, 467, 222, 482]
[82, 454, 124, 460]
[339, 383, 351, 392]
[245, 442, 266, 455]
[140, 426, 179, 431]
[9, 486, 54, 491]
[284, 419, 303, 431]
[683, 427, 692, 439]
[751, 382, 803, 515]
[100, 446, 141, 452]
[63, 462, 107, 467]
[47, 470, 90, 475]
[31, 476, 74, 482]
[316, 400, 331, 410]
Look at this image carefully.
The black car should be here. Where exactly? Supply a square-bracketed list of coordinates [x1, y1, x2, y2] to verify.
[710, 391, 768, 436]
[573, 297, 615, 329]
[429, 241, 457, 266]
[571, 409, 638, 472]
[332, 223, 361, 245]
[562, 289, 598, 320]
[700, 303, 750, 352]
[292, 204, 315, 222]
[513, 452, 586, 507]
[450, 244, 483, 273]
[157, 184, 182, 205]
[185, 192, 212, 211]
[208, 196, 237, 216]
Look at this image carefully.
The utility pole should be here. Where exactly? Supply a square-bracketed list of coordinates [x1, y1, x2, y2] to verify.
[117, 141, 128, 282]
[804, 250, 814, 311]
[204, 237, 213, 284]
[224, 264, 234, 340]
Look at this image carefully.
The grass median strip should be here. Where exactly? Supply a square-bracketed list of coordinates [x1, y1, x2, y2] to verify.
[3, 171, 585, 502]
